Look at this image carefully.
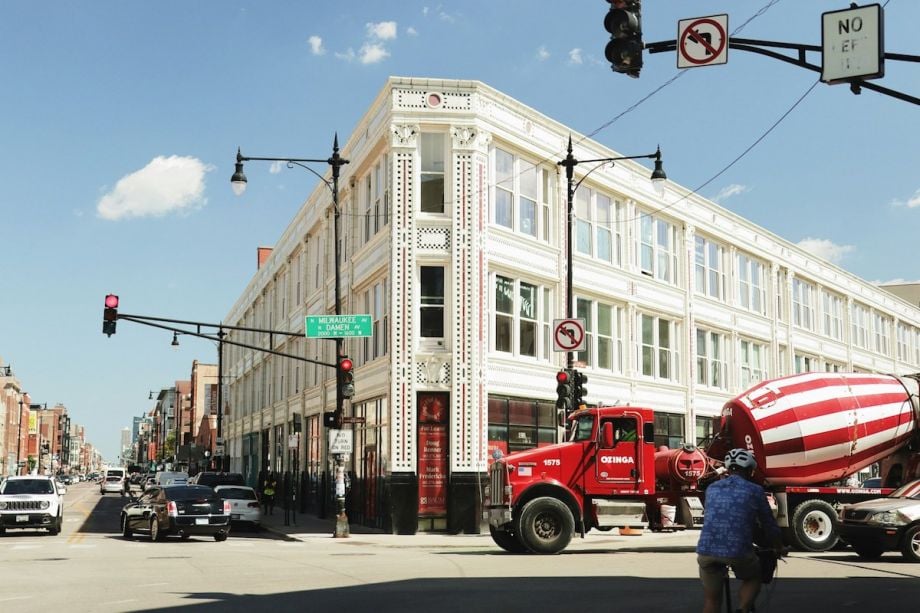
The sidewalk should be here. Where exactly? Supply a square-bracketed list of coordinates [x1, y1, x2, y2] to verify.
[257, 504, 387, 539]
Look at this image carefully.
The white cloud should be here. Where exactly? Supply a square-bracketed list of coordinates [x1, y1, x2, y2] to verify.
[536, 46, 550, 61]
[796, 237, 855, 264]
[308, 35, 325, 55]
[568, 48, 583, 65]
[406, 26, 418, 36]
[360, 43, 389, 64]
[439, 11, 456, 23]
[422, 6, 429, 17]
[335, 48, 356, 62]
[891, 188, 920, 208]
[367, 21, 397, 41]
[97, 156, 212, 221]
[711, 183, 750, 203]
[269, 161, 285, 174]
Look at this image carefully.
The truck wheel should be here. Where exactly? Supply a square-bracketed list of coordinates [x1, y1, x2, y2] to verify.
[851, 540, 884, 560]
[900, 525, 920, 562]
[517, 497, 574, 555]
[489, 525, 528, 553]
[791, 500, 839, 551]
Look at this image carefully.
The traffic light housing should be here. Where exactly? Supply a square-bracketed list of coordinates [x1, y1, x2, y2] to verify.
[573, 370, 589, 408]
[555, 369, 574, 414]
[103, 294, 119, 336]
[323, 411, 338, 428]
[338, 356, 355, 399]
[604, 0, 643, 77]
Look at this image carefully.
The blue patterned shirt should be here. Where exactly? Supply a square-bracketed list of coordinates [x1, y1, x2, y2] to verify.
[696, 474, 780, 559]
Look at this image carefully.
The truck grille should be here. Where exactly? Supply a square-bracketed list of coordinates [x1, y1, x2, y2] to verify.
[490, 463, 505, 505]
[3, 500, 43, 511]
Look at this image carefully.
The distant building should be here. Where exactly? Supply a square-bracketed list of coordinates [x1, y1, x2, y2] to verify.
[222, 77, 920, 533]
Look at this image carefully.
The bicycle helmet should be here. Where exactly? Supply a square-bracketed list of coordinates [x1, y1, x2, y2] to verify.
[724, 448, 757, 472]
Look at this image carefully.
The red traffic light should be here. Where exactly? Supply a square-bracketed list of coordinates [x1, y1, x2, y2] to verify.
[556, 370, 570, 384]
[105, 294, 119, 308]
[339, 357, 353, 372]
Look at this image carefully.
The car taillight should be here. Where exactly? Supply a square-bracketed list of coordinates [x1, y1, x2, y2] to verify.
[167, 501, 178, 517]
[247, 502, 260, 508]
[224, 501, 232, 514]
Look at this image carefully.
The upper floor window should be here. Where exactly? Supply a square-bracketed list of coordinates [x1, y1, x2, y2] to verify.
[792, 278, 816, 331]
[495, 275, 549, 359]
[638, 214, 678, 285]
[851, 302, 869, 349]
[575, 188, 625, 266]
[420, 133, 445, 213]
[493, 147, 552, 241]
[898, 323, 917, 364]
[873, 312, 891, 356]
[737, 253, 766, 316]
[823, 291, 844, 341]
[739, 339, 767, 388]
[420, 266, 445, 339]
[795, 353, 818, 373]
[695, 236, 726, 300]
[639, 313, 678, 382]
[696, 328, 727, 389]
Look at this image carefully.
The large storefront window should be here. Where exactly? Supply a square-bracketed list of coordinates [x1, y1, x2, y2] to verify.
[654, 412, 685, 449]
[487, 396, 557, 459]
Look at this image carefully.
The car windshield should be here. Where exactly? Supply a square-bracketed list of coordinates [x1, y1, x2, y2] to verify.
[165, 485, 215, 501]
[1, 479, 54, 495]
[567, 415, 595, 442]
[216, 488, 257, 500]
[890, 479, 920, 499]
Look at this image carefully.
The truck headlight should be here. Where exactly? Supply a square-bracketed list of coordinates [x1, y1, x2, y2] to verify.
[0, 501, 7, 510]
[40, 500, 50, 510]
[867, 510, 908, 526]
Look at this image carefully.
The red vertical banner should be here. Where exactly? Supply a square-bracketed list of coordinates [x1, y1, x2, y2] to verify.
[418, 392, 448, 516]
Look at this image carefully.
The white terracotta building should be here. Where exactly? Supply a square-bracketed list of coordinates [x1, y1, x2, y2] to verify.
[222, 77, 920, 533]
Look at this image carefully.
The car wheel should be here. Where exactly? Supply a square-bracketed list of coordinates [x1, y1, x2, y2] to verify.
[214, 532, 228, 542]
[489, 525, 529, 553]
[149, 517, 162, 542]
[791, 500, 839, 551]
[121, 514, 132, 539]
[851, 540, 884, 560]
[900, 525, 920, 562]
[516, 496, 575, 555]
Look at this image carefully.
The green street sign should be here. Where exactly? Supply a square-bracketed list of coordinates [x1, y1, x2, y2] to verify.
[306, 314, 373, 338]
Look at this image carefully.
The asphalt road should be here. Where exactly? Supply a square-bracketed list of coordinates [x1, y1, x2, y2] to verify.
[1, 481, 919, 612]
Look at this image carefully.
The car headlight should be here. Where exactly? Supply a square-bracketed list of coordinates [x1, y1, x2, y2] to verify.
[40, 500, 50, 510]
[867, 510, 908, 526]
[0, 501, 7, 510]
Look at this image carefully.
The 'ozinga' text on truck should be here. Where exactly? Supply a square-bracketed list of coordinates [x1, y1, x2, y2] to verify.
[484, 372, 920, 554]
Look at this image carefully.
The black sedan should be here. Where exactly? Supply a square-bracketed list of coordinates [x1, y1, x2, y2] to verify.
[121, 485, 230, 542]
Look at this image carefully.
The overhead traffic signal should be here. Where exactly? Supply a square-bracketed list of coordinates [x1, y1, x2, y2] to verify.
[555, 369, 574, 414]
[103, 294, 119, 336]
[338, 356, 355, 399]
[604, 0, 643, 78]
[573, 370, 589, 408]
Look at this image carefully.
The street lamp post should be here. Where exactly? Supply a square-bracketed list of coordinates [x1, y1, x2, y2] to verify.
[557, 135, 666, 372]
[231, 135, 351, 537]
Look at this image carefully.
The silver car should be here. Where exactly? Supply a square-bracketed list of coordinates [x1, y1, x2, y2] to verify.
[839, 478, 920, 561]
[214, 485, 262, 528]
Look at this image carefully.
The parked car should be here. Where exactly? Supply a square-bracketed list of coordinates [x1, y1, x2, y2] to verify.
[0, 475, 65, 535]
[100, 468, 126, 494]
[121, 485, 231, 542]
[839, 478, 920, 561]
[214, 485, 262, 528]
[189, 472, 245, 488]
[143, 476, 157, 491]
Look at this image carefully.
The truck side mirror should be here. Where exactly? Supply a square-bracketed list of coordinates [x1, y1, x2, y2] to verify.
[601, 422, 615, 448]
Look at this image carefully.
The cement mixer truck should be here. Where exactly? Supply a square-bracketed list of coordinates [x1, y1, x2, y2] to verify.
[484, 372, 920, 554]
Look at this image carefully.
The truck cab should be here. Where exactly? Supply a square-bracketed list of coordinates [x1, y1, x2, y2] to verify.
[486, 406, 662, 554]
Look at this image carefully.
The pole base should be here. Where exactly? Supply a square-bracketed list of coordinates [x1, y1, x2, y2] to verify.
[333, 513, 350, 538]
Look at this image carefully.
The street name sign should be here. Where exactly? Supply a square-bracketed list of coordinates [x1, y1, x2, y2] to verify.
[677, 14, 729, 69]
[821, 4, 884, 83]
[306, 314, 373, 338]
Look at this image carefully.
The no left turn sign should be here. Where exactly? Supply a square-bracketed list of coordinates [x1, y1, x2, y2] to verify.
[553, 318, 585, 352]
[678, 14, 728, 68]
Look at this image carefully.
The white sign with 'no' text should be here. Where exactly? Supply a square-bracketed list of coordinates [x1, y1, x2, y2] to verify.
[328, 429, 353, 454]
[821, 4, 884, 83]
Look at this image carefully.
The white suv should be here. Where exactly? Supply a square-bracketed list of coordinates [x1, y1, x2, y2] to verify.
[0, 476, 65, 535]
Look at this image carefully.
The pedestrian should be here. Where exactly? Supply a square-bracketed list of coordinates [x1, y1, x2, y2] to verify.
[696, 449, 785, 613]
[262, 471, 277, 515]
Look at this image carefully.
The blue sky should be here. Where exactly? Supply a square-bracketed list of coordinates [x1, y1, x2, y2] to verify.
[1, 1, 917, 460]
